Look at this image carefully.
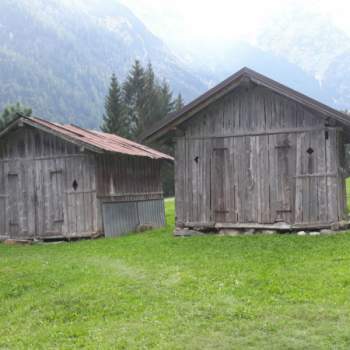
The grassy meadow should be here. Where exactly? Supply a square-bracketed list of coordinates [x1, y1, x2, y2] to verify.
[1, 199, 350, 349]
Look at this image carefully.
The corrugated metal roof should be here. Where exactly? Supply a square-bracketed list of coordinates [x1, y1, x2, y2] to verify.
[12, 116, 173, 160]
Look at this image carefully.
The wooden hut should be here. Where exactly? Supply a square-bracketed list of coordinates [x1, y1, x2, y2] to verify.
[0, 116, 172, 240]
[141, 67, 350, 232]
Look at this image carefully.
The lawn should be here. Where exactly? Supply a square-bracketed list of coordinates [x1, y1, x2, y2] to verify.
[1, 200, 350, 349]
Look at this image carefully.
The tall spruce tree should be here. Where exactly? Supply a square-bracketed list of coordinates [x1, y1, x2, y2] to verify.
[101, 74, 129, 138]
[152, 80, 176, 197]
[158, 80, 174, 116]
[123, 60, 146, 138]
[143, 62, 160, 126]
[0, 102, 32, 130]
[174, 93, 184, 112]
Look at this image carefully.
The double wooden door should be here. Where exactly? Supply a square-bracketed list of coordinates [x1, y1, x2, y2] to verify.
[208, 131, 343, 226]
[209, 135, 296, 225]
[1, 159, 64, 238]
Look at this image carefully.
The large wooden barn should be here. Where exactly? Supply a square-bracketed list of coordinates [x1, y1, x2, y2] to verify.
[142, 67, 350, 232]
[0, 116, 172, 240]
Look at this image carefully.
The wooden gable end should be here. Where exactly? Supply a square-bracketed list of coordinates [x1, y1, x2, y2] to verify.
[179, 84, 332, 138]
[0, 125, 80, 160]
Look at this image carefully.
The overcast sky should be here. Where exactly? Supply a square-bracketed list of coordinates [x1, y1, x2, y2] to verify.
[121, 0, 350, 52]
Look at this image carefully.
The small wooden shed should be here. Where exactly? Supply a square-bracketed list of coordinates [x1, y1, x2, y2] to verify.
[0, 116, 172, 240]
[142, 67, 350, 232]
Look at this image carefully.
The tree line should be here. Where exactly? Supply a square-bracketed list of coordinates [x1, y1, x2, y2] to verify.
[0, 60, 184, 136]
[101, 60, 183, 139]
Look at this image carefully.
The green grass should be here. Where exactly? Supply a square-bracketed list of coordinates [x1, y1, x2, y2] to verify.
[2, 200, 350, 349]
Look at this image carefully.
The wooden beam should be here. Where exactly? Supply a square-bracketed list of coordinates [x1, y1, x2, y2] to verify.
[184, 221, 346, 231]
[179, 127, 343, 140]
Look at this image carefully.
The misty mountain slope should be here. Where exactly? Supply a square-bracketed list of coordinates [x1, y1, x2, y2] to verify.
[185, 42, 330, 106]
[255, 6, 350, 110]
[0, 0, 206, 128]
[323, 50, 350, 108]
[257, 7, 350, 83]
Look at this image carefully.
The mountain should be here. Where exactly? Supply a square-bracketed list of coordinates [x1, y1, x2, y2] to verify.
[179, 6, 350, 112]
[0, 0, 206, 128]
[255, 6, 350, 110]
[2, 1, 350, 129]
[183, 41, 330, 106]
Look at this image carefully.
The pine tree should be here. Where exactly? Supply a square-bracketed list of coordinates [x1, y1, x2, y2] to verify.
[174, 93, 184, 112]
[143, 62, 159, 126]
[157, 79, 174, 117]
[123, 60, 146, 138]
[0, 102, 32, 130]
[101, 74, 128, 138]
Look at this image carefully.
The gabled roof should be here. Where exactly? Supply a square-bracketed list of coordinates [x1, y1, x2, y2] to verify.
[0, 115, 173, 161]
[140, 67, 350, 142]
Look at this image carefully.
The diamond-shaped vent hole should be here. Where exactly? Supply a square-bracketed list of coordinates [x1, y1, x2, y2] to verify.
[72, 180, 78, 191]
[307, 147, 314, 155]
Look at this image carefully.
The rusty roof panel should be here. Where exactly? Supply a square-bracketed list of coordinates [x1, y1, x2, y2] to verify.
[25, 117, 173, 160]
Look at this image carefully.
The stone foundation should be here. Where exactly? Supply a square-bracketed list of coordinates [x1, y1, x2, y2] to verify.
[174, 220, 350, 237]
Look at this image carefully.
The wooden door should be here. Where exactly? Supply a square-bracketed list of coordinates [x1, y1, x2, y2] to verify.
[7, 165, 20, 237]
[34, 159, 65, 238]
[4, 160, 36, 238]
[295, 130, 329, 224]
[211, 146, 229, 222]
[270, 134, 296, 224]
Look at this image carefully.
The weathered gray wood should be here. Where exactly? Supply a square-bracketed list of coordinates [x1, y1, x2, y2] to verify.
[174, 82, 347, 230]
[0, 161, 6, 235]
[0, 124, 166, 240]
[326, 129, 339, 222]
[174, 136, 185, 223]
[211, 141, 228, 222]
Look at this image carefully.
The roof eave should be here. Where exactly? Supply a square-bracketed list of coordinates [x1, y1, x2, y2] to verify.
[0, 116, 173, 160]
[141, 67, 350, 142]
[23, 118, 103, 153]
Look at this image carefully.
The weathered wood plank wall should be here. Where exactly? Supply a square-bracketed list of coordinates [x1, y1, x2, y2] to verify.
[0, 126, 99, 239]
[96, 154, 162, 201]
[175, 84, 347, 228]
[0, 125, 167, 239]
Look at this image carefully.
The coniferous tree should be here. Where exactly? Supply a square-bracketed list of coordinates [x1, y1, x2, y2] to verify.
[158, 80, 174, 116]
[143, 62, 159, 126]
[174, 93, 184, 112]
[152, 80, 177, 197]
[123, 60, 146, 138]
[101, 60, 181, 196]
[101, 74, 129, 137]
[0, 102, 32, 130]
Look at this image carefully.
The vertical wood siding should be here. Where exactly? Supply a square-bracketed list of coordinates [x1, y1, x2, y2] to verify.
[0, 126, 166, 239]
[0, 126, 98, 239]
[96, 154, 162, 198]
[96, 154, 165, 235]
[175, 84, 346, 227]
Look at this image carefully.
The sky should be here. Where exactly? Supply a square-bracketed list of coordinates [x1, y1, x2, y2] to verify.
[121, 0, 350, 53]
